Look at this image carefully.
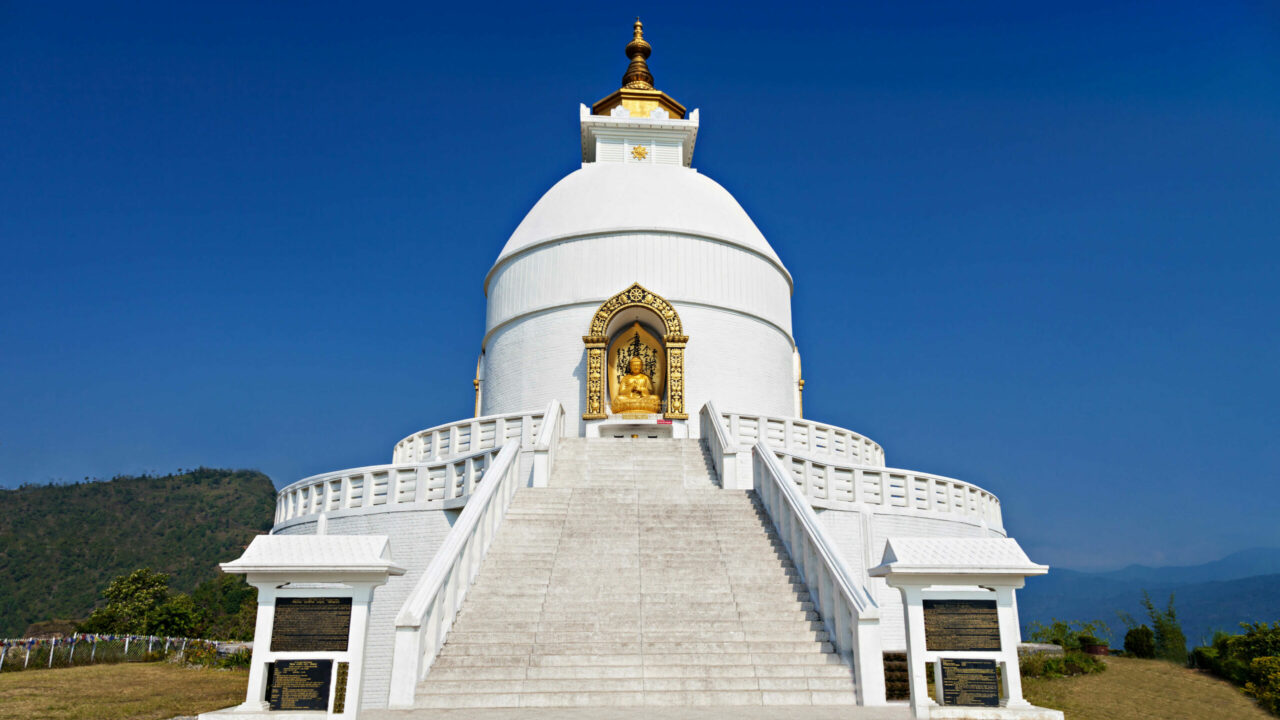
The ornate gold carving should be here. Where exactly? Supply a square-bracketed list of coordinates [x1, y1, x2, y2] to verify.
[588, 282, 682, 337]
[583, 283, 687, 420]
[631, 145, 648, 160]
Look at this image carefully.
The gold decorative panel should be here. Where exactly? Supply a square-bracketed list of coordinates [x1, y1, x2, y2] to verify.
[583, 283, 688, 420]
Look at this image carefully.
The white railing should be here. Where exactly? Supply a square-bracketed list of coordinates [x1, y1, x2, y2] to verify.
[753, 442, 886, 706]
[774, 451, 1003, 530]
[387, 442, 522, 708]
[273, 447, 502, 525]
[702, 404, 1001, 530]
[530, 400, 565, 487]
[701, 402, 749, 489]
[391, 409, 546, 464]
[721, 410, 886, 467]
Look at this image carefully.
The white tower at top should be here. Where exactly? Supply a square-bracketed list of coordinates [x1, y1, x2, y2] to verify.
[480, 20, 800, 436]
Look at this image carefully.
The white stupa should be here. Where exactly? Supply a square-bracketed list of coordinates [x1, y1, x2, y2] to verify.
[219, 21, 1057, 720]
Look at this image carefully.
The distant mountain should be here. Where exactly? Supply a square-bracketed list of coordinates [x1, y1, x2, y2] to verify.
[1018, 549, 1280, 647]
[1089, 548, 1280, 586]
[0, 469, 275, 637]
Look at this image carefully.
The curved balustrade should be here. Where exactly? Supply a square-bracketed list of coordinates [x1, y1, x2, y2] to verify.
[774, 449, 1003, 530]
[391, 410, 546, 464]
[388, 442, 523, 708]
[274, 447, 503, 526]
[753, 442, 886, 706]
[720, 410, 886, 467]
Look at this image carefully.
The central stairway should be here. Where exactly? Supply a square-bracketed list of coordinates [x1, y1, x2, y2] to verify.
[415, 438, 859, 708]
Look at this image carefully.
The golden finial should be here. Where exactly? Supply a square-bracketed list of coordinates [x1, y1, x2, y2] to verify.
[621, 17, 654, 90]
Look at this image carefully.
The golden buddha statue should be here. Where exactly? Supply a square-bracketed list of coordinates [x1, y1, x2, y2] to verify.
[611, 356, 662, 413]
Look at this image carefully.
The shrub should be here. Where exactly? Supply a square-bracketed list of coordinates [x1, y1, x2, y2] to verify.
[1020, 649, 1107, 679]
[1245, 655, 1280, 715]
[1125, 625, 1156, 659]
[1027, 619, 1111, 651]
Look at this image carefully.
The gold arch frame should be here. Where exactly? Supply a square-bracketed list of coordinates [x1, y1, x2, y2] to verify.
[583, 282, 688, 420]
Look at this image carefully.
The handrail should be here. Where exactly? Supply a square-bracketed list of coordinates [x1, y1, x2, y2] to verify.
[700, 402, 749, 489]
[531, 399, 564, 487]
[387, 442, 522, 708]
[753, 442, 886, 706]
[391, 409, 547, 464]
[272, 447, 502, 526]
[770, 448, 1003, 531]
[722, 410, 886, 467]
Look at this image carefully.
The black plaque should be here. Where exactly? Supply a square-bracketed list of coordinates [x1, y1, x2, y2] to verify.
[923, 599, 1001, 652]
[940, 658, 999, 707]
[267, 659, 333, 711]
[271, 596, 352, 652]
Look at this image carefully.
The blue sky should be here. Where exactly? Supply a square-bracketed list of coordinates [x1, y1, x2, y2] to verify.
[2, 2, 1277, 569]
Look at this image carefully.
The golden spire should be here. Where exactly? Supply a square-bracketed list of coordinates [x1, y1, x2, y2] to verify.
[591, 18, 686, 120]
[621, 18, 654, 90]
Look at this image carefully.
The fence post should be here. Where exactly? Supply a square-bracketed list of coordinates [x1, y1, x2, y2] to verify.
[0, 645, 7, 673]
[91, 637, 97, 662]
[147, 636, 154, 654]
[48, 639, 56, 668]
[69, 639, 76, 664]
[124, 636, 130, 657]
[24, 644, 30, 668]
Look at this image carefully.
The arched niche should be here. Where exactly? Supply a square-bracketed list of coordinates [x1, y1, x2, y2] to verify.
[582, 282, 688, 420]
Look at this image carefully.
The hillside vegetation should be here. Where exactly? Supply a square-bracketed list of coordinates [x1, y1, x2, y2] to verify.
[0, 469, 275, 637]
[1024, 656, 1271, 719]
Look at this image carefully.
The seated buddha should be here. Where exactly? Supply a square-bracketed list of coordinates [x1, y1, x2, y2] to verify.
[611, 356, 662, 413]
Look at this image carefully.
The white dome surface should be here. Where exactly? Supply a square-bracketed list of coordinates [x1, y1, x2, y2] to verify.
[495, 163, 787, 272]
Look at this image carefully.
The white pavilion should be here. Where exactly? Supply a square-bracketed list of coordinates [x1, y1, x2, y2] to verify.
[217, 21, 1058, 720]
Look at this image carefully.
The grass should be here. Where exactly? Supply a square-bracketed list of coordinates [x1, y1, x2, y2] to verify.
[1024, 655, 1272, 720]
[0, 662, 247, 720]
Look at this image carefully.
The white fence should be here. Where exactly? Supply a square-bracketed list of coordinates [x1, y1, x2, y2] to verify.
[387, 442, 524, 708]
[753, 443, 886, 705]
[702, 404, 1001, 530]
[274, 448, 502, 525]
[720, 410, 886, 467]
[774, 452, 1003, 530]
[391, 410, 546, 464]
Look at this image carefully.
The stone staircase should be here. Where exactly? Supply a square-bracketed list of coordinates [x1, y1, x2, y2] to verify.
[414, 438, 858, 708]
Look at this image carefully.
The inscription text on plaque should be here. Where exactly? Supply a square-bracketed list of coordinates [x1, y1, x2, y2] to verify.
[271, 596, 352, 652]
[940, 658, 1000, 707]
[267, 659, 333, 711]
[923, 599, 1001, 652]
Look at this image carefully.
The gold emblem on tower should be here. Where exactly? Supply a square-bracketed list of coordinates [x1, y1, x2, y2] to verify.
[631, 145, 648, 160]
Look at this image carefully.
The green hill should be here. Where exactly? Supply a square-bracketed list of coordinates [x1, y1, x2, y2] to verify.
[0, 469, 275, 637]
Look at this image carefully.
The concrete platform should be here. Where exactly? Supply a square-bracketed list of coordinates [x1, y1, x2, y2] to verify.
[362, 706, 914, 720]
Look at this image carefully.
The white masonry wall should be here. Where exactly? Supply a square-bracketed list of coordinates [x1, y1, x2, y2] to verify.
[818, 508, 1009, 652]
[483, 232, 796, 433]
[275, 509, 457, 710]
[482, 302, 794, 436]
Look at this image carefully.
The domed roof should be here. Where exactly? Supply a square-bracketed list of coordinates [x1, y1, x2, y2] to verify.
[494, 163, 787, 272]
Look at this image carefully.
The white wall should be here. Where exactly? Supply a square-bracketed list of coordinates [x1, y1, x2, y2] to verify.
[818, 508, 1007, 652]
[483, 232, 796, 432]
[276, 509, 457, 710]
[482, 302, 794, 435]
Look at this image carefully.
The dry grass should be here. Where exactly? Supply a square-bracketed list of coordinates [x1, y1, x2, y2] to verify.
[1024, 656, 1271, 720]
[0, 662, 246, 720]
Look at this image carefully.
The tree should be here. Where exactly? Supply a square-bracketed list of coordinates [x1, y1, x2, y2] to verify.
[145, 594, 200, 637]
[81, 568, 172, 634]
[1142, 590, 1188, 664]
[1124, 625, 1156, 658]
